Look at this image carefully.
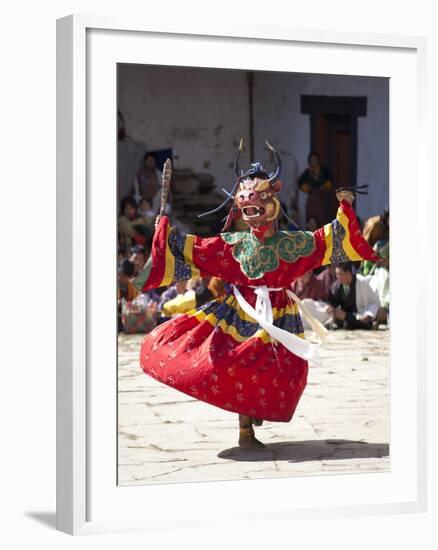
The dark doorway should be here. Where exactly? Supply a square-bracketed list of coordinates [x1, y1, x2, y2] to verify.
[301, 96, 367, 190]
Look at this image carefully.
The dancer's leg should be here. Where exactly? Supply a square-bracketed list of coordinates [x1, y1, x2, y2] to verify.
[238, 415, 266, 448]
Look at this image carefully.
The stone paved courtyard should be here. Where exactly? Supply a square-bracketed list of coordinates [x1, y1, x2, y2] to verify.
[118, 329, 389, 486]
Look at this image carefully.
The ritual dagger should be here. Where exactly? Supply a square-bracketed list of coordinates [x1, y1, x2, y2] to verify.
[159, 158, 172, 217]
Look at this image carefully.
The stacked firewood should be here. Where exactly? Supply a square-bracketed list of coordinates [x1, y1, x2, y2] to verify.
[170, 169, 226, 236]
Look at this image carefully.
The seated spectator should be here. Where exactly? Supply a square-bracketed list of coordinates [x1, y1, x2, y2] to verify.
[160, 277, 215, 319]
[129, 244, 160, 304]
[129, 244, 150, 277]
[291, 268, 334, 330]
[161, 294, 195, 318]
[157, 280, 188, 321]
[292, 268, 330, 302]
[117, 260, 139, 303]
[158, 277, 213, 320]
[361, 239, 387, 277]
[317, 264, 336, 295]
[118, 249, 129, 265]
[118, 196, 153, 254]
[328, 262, 380, 330]
[362, 208, 389, 247]
[161, 285, 194, 319]
[365, 241, 390, 326]
[118, 260, 139, 332]
[208, 277, 226, 299]
[189, 277, 214, 305]
[158, 280, 187, 309]
[137, 198, 156, 227]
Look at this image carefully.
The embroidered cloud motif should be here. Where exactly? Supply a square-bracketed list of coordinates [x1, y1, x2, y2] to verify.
[221, 231, 316, 279]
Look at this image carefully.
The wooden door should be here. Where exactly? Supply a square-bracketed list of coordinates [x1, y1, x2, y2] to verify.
[301, 95, 366, 221]
[311, 113, 356, 219]
[313, 113, 356, 190]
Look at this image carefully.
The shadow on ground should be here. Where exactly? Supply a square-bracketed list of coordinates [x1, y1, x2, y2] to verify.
[217, 439, 389, 462]
[25, 512, 57, 530]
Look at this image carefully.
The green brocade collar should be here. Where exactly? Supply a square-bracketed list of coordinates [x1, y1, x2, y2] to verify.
[221, 230, 315, 279]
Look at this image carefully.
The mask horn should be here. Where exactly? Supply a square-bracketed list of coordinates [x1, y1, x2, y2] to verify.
[234, 138, 244, 178]
[266, 140, 281, 184]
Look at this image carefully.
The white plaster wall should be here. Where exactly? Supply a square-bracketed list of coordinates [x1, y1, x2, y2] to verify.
[118, 66, 388, 223]
[252, 72, 389, 222]
[118, 64, 251, 192]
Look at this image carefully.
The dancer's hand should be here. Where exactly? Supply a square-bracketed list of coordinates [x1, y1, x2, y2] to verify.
[336, 190, 355, 204]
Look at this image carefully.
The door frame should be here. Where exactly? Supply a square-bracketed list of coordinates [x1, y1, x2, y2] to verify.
[301, 95, 367, 188]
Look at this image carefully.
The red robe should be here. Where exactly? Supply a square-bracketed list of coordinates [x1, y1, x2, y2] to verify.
[134, 201, 379, 422]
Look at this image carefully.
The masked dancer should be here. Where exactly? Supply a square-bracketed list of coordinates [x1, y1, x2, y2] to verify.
[134, 142, 379, 448]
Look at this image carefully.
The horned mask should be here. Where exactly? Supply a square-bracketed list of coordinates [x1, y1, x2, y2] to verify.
[198, 139, 283, 233]
[233, 139, 282, 229]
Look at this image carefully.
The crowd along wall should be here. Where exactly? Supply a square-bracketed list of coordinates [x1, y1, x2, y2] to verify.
[118, 65, 389, 225]
[117, 64, 251, 201]
[252, 72, 389, 223]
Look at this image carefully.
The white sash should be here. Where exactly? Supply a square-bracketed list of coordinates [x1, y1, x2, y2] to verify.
[285, 289, 329, 343]
[231, 285, 323, 365]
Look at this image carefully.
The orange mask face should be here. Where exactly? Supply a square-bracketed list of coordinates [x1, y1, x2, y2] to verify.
[234, 177, 282, 228]
[199, 140, 282, 232]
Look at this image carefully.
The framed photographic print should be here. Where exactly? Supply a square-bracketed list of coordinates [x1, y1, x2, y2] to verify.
[57, 15, 427, 535]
